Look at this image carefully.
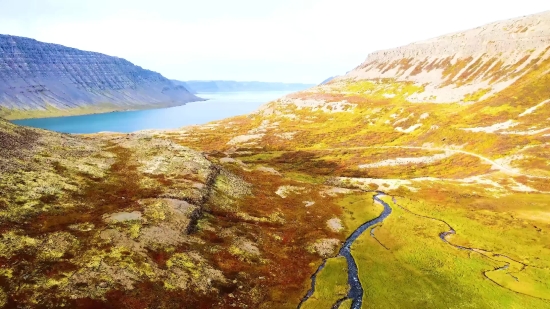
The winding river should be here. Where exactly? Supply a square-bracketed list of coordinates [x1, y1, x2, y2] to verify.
[299, 190, 549, 309]
[298, 191, 550, 308]
[393, 200, 544, 298]
[298, 191, 392, 309]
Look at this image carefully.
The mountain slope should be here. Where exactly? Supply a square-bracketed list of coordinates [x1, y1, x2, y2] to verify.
[0, 35, 202, 119]
[171, 80, 197, 94]
[0, 118, 340, 308]
[162, 11, 550, 308]
[320, 76, 337, 85]
[343, 10, 550, 104]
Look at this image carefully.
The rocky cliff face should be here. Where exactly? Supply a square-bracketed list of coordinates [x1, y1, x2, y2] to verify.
[343, 11, 550, 103]
[0, 35, 201, 118]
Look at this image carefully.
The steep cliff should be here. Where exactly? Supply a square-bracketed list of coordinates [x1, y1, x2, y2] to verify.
[0, 35, 202, 119]
[171, 80, 197, 94]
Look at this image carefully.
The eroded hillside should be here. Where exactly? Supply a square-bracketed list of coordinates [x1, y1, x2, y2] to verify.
[346, 10, 550, 104]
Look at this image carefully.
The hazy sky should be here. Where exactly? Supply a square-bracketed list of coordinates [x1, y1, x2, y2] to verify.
[0, 1, 548, 83]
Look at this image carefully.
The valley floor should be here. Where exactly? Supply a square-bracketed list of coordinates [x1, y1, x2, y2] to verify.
[151, 76, 550, 308]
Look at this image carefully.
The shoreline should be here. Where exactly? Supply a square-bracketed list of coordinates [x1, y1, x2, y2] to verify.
[2, 98, 208, 121]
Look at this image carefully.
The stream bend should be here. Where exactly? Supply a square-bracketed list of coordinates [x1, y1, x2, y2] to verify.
[298, 191, 392, 309]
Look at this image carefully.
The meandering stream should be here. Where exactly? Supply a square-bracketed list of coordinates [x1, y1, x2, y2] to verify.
[299, 190, 549, 309]
[298, 192, 392, 309]
[393, 198, 550, 301]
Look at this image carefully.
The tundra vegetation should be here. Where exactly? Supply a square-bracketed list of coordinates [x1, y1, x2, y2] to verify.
[153, 38, 550, 308]
[1, 11, 550, 309]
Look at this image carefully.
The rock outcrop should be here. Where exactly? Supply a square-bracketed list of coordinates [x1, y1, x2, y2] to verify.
[342, 11, 550, 103]
[0, 34, 202, 117]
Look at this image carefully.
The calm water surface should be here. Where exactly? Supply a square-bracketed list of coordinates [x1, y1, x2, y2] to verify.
[12, 91, 290, 134]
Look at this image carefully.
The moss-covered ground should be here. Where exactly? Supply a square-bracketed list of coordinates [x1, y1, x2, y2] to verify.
[153, 55, 550, 308]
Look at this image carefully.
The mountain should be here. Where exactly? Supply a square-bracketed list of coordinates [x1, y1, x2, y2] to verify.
[182, 80, 315, 93]
[1, 11, 550, 309]
[342, 11, 550, 104]
[171, 79, 197, 94]
[0, 35, 202, 119]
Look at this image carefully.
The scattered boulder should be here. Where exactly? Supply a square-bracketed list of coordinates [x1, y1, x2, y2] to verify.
[103, 211, 144, 224]
[327, 218, 344, 233]
[308, 238, 341, 258]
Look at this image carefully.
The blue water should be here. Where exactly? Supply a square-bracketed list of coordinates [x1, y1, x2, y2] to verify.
[11, 91, 290, 134]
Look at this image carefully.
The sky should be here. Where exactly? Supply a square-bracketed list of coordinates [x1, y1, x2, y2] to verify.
[0, 0, 548, 83]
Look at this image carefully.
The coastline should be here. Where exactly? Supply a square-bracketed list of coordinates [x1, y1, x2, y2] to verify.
[2, 98, 207, 121]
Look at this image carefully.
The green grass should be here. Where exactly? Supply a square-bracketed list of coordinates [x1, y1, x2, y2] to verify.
[464, 88, 491, 102]
[301, 257, 349, 309]
[338, 299, 352, 309]
[282, 171, 326, 184]
[337, 192, 380, 233]
[296, 189, 550, 309]
[237, 151, 285, 162]
[348, 196, 550, 308]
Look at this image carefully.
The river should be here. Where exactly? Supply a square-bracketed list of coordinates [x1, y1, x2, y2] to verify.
[299, 192, 393, 309]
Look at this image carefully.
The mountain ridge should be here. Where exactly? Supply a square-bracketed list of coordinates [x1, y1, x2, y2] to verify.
[0, 34, 202, 119]
[338, 10, 550, 104]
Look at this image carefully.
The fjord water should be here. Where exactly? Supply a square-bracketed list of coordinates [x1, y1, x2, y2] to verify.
[12, 91, 290, 134]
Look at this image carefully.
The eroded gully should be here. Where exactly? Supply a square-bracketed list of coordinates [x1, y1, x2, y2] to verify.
[298, 191, 392, 309]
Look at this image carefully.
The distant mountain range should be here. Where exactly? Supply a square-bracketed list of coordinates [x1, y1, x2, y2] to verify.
[179, 80, 315, 93]
[0, 35, 202, 119]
